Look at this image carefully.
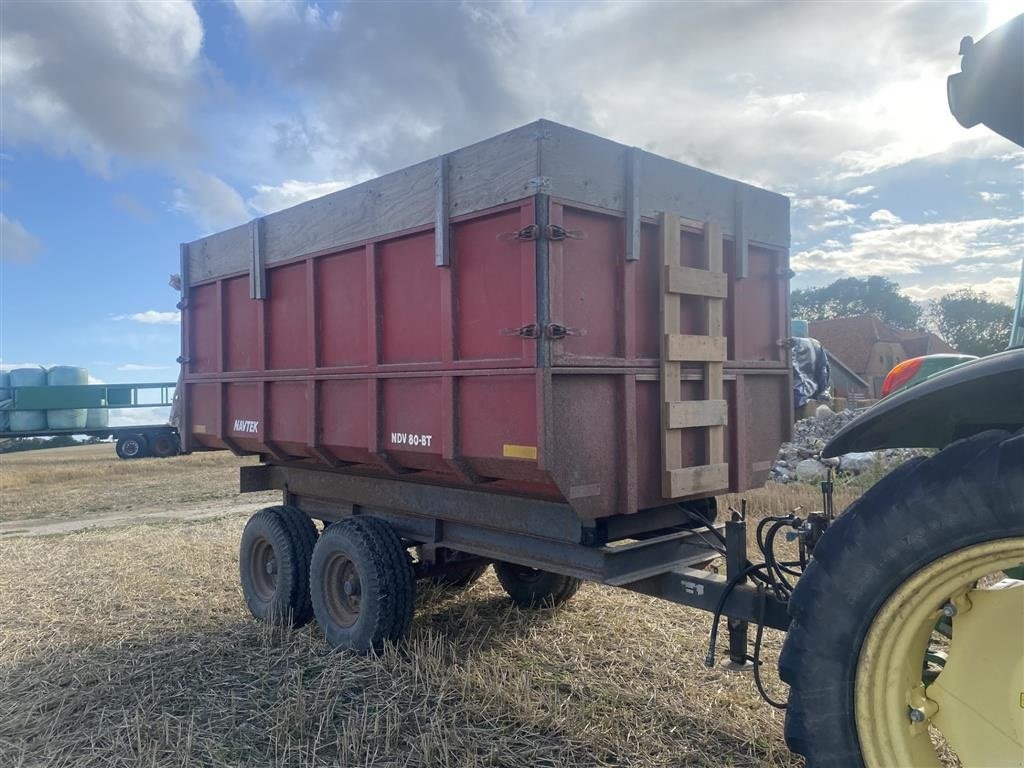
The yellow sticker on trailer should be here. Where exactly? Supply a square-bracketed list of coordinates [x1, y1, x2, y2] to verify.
[503, 444, 537, 460]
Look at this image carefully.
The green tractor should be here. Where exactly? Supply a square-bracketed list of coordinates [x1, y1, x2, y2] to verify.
[778, 15, 1024, 767]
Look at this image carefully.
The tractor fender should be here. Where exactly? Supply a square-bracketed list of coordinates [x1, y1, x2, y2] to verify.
[822, 347, 1024, 457]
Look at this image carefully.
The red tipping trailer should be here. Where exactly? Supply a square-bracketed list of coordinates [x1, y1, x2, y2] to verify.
[181, 120, 790, 522]
[181, 120, 794, 653]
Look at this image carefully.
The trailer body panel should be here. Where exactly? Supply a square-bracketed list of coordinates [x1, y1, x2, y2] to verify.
[183, 121, 791, 521]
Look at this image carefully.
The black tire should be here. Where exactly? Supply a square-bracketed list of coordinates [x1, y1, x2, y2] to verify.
[779, 429, 1024, 767]
[310, 516, 415, 652]
[239, 505, 318, 627]
[115, 434, 148, 459]
[149, 432, 179, 458]
[493, 562, 582, 608]
[431, 562, 488, 589]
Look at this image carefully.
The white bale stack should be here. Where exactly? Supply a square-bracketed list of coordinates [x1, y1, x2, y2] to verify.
[9, 368, 48, 431]
[86, 407, 109, 429]
[46, 366, 89, 429]
[0, 371, 10, 432]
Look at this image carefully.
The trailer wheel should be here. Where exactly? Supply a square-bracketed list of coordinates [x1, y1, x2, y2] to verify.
[115, 434, 148, 459]
[779, 429, 1024, 768]
[310, 517, 415, 652]
[494, 562, 581, 608]
[149, 432, 179, 458]
[239, 506, 318, 627]
[431, 562, 488, 589]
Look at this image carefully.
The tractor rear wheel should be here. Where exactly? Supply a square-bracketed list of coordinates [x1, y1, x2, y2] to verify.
[780, 429, 1024, 767]
[494, 562, 581, 608]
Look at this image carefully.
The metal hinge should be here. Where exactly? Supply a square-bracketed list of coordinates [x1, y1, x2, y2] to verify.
[176, 355, 190, 364]
[545, 224, 585, 241]
[778, 267, 796, 279]
[546, 323, 586, 340]
[501, 323, 541, 339]
[496, 224, 539, 242]
[176, 298, 189, 310]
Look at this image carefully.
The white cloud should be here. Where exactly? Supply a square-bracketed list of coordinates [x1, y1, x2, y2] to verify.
[0, 212, 42, 262]
[113, 311, 181, 326]
[0, 362, 46, 372]
[903, 275, 1021, 305]
[793, 215, 1023, 276]
[116, 363, 174, 372]
[847, 185, 875, 196]
[248, 178, 366, 216]
[171, 171, 250, 233]
[977, 191, 1007, 202]
[868, 209, 902, 225]
[0, 0, 204, 172]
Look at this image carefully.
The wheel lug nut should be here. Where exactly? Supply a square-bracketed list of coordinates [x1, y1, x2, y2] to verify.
[941, 602, 957, 618]
[909, 707, 927, 723]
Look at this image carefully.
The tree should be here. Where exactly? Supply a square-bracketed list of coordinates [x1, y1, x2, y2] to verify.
[791, 276, 923, 331]
[927, 288, 1012, 356]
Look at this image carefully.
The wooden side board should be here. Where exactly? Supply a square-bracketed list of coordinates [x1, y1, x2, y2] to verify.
[184, 119, 789, 286]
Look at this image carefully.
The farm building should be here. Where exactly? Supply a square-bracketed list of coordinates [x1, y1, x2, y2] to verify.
[808, 314, 957, 398]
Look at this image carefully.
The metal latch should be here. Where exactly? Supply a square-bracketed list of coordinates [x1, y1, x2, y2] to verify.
[496, 224, 539, 242]
[501, 324, 541, 339]
[546, 323, 586, 340]
[545, 224, 585, 241]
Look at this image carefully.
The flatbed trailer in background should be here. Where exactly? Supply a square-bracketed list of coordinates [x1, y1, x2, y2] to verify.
[0, 382, 181, 459]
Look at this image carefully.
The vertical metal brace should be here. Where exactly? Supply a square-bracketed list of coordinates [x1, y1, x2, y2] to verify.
[249, 217, 267, 299]
[625, 146, 641, 261]
[178, 242, 190, 301]
[734, 183, 748, 280]
[435, 154, 451, 267]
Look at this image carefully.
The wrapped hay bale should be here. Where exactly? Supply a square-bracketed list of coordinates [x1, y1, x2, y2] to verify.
[0, 371, 10, 432]
[9, 367, 47, 431]
[46, 366, 89, 429]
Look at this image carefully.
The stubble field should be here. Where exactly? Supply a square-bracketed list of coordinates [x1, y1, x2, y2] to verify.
[0, 444, 862, 767]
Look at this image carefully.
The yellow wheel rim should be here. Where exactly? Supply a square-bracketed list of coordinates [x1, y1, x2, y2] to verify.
[856, 537, 1024, 767]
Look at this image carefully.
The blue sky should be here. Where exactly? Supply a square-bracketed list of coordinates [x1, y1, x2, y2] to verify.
[2, 0, 1022, 399]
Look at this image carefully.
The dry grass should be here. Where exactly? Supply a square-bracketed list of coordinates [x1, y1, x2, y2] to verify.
[0, 484, 846, 768]
[0, 444, 275, 524]
[0, 444, 871, 767]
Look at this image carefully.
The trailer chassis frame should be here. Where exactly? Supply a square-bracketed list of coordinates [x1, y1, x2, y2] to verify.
[241, 463, 792, 633]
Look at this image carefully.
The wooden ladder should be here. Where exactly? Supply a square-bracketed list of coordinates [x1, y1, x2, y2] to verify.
[659, 212, 729, 498]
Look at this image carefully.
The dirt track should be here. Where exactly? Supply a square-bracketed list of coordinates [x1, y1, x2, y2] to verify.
[0, 499, 266, 537]
[0, 443, 277, 535]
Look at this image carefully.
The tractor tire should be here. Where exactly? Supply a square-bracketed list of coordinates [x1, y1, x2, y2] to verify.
[494, 562, 581, 608]
[239, 505, 318, 627]
[149, 432, 179, 458]
[779, 429, 1024, 767]
[115, 434, 149, 459]
[310, 516, 415, 652]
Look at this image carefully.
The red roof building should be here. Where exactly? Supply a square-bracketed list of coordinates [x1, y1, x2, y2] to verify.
[807, 314, 957, 398]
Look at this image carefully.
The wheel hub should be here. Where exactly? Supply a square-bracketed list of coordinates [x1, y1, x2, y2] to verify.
[855, 538, 1024, 767]
[927, 583, 1024, 765]
[249, 537, 278, 602]
[324, 554, 361, 628]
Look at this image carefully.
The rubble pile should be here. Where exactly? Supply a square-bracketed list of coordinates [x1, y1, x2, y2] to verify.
[771, 405, 926, 484]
